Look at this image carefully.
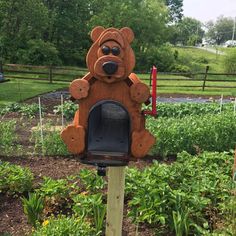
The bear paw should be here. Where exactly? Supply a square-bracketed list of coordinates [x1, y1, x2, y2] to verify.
[130, 83, 150, 103]
[61, 125, 85, 154]
[70, 79, 90, 100]
[131, 129, 155, 158]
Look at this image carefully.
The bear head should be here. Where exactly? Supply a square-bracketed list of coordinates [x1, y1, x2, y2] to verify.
[86, 26, 135, 83]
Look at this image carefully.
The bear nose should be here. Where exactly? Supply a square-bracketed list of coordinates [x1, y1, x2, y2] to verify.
[102, 61, 118, 75]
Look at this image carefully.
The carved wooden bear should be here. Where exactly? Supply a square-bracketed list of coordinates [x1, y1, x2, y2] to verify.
[61, 26, 155, 159]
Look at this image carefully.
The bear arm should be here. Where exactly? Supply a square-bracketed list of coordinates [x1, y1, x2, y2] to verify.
[69, 73, 92, 100]
[130, 82, 151, 103]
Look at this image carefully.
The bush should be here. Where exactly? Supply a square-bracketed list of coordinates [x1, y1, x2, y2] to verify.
[126, 151, 234, 235]
[0, 162, 33, 195]
[19, 39, 61, 66]
[32, 216, 95, 236]
[0, 120, 18, 155]
[53, 101, 78, 120]
[135, 45, 175, 71]
[31, 123, 68, 156]
[223, 51, 236, 74]
[147, 112, 236, 156]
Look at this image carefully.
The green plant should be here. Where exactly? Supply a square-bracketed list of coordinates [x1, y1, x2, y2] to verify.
[21, 192, 44, 228]
[32, 215, 95, 236]
[0, 162, 33, 195]
[223, 51, 236, 74]
[53, 100, 78, 120]
[0, 103, 43, 118]
[0, 120, 18, 155]
[31, 123, 68, 156]
[72, 193, 106, 234]
[147, 112, 236, 157]
[78, 169, 106, 192]
[126, 151, 234, 235]
[37, 177, 70, 199]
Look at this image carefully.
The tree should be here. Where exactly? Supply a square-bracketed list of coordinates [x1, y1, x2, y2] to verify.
[165, 0, 183, 22]
[169, 17, 204, 45]
[206, 16, 234, 45]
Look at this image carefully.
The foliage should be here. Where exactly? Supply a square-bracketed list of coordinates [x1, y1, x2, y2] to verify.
[126, 151, 234, 235]
[0, 103, 42, 118]
[37, 177, 71, 199]
[32, 215, 95, 236]
[19, 39, 61, 66]
[169, 17, 204, 45]
[53, 100, 78, 120]
[165, 0, 183, 22]
[72, 193, 106, 234]
[137, 44, 175, 71]
[156, 102, 233, 118]
[206, 16, 235, 45]
[0, 161, 33, 195]
[147, 112, 236, 156]
[21, 192, 44, 228]
[223, 50, 236, 74]
[31, 123, 69, 156]
[0, 120, 18, 155]
[78, 169, 106, 192]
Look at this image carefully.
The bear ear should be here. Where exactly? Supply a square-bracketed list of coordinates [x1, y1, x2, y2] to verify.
[120, 27, 134, 43]
[91, 26, 105, 42]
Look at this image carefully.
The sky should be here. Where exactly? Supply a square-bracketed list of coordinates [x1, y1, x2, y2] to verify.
[183, 0, 236, 23]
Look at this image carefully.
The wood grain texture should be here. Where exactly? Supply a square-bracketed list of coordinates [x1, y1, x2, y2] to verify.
[106, 167, 125, 236]
[61, 125, 85, 154]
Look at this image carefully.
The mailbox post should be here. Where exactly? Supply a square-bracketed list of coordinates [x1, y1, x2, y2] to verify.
[61, 26, 156, 236]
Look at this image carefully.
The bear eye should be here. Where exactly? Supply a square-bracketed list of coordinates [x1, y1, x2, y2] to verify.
[101, 46, 110, 55]
[111, 47, 120, 56]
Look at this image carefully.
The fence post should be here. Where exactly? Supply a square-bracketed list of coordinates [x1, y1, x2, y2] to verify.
[49, 65, 53, 83]
[202, 65, 209, 91]
[0, 60, 3, 73]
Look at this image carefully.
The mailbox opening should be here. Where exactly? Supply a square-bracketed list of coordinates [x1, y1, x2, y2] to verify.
[83, 100, 130, 167]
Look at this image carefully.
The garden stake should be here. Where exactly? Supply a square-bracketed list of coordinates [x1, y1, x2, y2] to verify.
[219, 94, 223, 113]
[106, 167, 125, 236]
[234, 98, 236, 116]
[61, 93, 64, 127]
[38, 96, 44, 154]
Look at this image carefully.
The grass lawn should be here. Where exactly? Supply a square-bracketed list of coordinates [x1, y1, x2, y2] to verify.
[0, 78, 68, 107]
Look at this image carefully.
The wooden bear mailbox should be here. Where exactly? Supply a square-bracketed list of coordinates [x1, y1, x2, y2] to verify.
[61, 26, 155, 169]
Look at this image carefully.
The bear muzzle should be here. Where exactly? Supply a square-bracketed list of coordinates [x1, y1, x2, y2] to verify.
[102, 61, 118, 75]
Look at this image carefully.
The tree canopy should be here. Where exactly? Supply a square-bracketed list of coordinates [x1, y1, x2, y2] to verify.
[0, 0, 186, 66]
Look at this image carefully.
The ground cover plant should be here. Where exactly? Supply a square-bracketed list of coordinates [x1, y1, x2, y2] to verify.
[0, 161, 33, 195]
[125, 151, 235, 235]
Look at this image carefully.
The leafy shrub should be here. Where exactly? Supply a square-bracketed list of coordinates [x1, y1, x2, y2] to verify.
[147, 112, 236, 156]
[0, 162, 33, 195]
[0, 120, 18, 155]
[223, 50, 236, 74]
[136, 44, 175, 71]
[21, 193, 44, 228]
[156, 102, 232, 118]
[32, 215, 95, 236]
[53, 101, 78, 120]
[126, 151, 234, 235]
[78, 169, 106, 192]
[171, 64, 191, 73]
[0, 103, 42, 118]
[72, 193, 106, 234]
[19, 39, 62, 66]
[31, 123, 68, 156]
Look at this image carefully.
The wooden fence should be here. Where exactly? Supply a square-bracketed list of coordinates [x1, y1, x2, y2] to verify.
[1, 63, 236, 91]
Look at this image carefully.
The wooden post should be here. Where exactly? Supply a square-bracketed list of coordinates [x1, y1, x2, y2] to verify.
[0, 60, 3, 73]
[106, 167, 125, 236]
[202, 65, 209, 91]
[49, 66, 53, 83]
